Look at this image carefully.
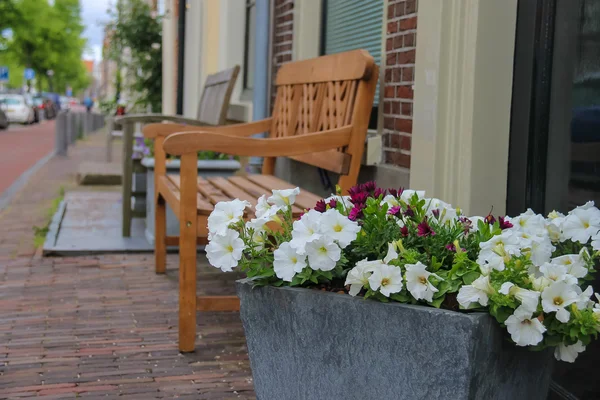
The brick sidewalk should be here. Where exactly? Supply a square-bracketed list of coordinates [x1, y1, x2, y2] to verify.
[0, 133, 255, 399]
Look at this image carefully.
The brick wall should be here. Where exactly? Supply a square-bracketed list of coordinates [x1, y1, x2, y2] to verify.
[271, 0, 294, 108]
[382, 0, 417, 169]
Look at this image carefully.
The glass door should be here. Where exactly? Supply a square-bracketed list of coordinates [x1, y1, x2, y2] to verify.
[509, 0, 600, 398]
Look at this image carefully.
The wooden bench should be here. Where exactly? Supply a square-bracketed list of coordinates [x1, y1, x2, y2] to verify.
[114, 66, 240, 236]
[144, 50, 378, 352]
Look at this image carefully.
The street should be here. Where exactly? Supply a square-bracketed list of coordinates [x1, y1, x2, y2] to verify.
[0, 119, 55, 195]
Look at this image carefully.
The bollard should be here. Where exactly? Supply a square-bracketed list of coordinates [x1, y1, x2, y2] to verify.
[55, 112, 68, 156]
[75, 112, 83, 141]
[65, 112, 73, 146]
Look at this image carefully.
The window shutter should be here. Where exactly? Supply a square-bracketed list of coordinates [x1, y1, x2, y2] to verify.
[324, 0, 383, 104]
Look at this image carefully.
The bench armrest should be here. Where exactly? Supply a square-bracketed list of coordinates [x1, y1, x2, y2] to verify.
[143, 118, 273, 139]
[162, 126, 352, 157]
[114, 113, 206, 125]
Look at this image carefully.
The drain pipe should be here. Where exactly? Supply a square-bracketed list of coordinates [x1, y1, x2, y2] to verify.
[176, 0, 186, 115]
[250, 0, 271, 172]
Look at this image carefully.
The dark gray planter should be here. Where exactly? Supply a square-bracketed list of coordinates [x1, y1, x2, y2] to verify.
[236, 280, 553, 400]
[141, 157, 241, 244]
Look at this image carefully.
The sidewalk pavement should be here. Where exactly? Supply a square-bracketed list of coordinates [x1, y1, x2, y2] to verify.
[0, 132, 255, 399]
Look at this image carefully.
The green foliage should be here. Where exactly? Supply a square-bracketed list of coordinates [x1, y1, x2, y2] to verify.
[106, 0, 162, 111]
[1, 0, 90, 94]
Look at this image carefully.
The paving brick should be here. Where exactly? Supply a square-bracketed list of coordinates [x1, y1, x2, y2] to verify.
[0, 131, 255, 398]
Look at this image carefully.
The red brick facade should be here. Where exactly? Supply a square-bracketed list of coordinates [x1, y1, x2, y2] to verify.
[383, 0, 417, 169]
[271, 0, 294, 108]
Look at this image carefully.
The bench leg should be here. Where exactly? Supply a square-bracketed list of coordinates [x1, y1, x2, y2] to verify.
[178, 153, 198, 352]
[155, 196, 167, 274]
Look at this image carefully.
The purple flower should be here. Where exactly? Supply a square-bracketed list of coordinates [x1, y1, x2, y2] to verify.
[432, 209, 440, 219]
[361, 181, 376, 193]
[328, 199, 338, 209]
[499, 216, 513, 230]
[446, 243, 456, 252]
[403, 206, 415, 218]
[350, 192, 369, 206]
[400, 225, 409, 237]
[388, 206, 402, 217]
[314, 200, 326, 213]
[417, 219, 436, 237]
[347, 185, 363, 197]
[373, 188, 386, 199]
[348, 207, 363, 221]
[484, 214, 496, 225]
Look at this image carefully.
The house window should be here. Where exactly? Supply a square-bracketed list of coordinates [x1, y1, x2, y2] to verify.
[321, 0, 383, 129]
[243, 0, 256, 90]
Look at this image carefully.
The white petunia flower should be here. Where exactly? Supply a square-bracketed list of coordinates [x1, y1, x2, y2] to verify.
[592, 234, 600, 251]
[562, 206, 600, 244]
[206, 229, 245, 272]
[255, 195, 282, 219]
[575, 285, 594, 310]
[273, 242, 306, 282]
[380, 194, 400, 209]
[305, 236, 341, 271]
[404, 262, 442, 302]
[511, 209, 547, 235]
[479, 230, 522, 257]
[289, 209, 322, 254]
[267, 187, 301, 207]
[468, 216, 487, 232]
[554, 341, 585, 363]
[528, 235, 555, 266]
[320, 208, 361, 248]
[531, 275, 553, 292]
[552, 253, 588, 279]
[345, 259, 382, 296]
[541, 281, 579, 323]
[477, 251, 505, 274]
[383, 242, 399, 264]
[505, 313, 546, 346]
[399, 189, 425, 203]
[499, 282, 540, 315]
[457, 274, 495, 308]
[424, 198, 458, 223]
[207, 199, 250, 236]
[546, 221, 563, 243]
[368, 264, 403, 297]
[539, 263, 577, 284]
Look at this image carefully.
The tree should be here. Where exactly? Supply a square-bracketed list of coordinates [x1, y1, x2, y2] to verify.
[106, 0, 162, 111]
[1, 0, 90, 94]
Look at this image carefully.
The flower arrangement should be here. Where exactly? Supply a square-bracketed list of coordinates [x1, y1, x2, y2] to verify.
[205, 182, 600, 363]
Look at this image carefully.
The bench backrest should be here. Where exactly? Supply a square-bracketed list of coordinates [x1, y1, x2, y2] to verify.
[264, 50, 378, 191]
[196, 65, 240, 125]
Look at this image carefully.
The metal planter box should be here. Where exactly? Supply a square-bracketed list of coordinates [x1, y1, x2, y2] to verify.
[141, 157, 241, 244]
[236, 280, 553, 400]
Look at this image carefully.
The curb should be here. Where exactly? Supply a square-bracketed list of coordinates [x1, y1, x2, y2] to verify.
[0, 150, 56, 212]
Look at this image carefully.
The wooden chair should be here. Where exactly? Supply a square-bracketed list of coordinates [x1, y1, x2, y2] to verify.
[114, 65, 240, 236]
[144, 50, 378, 352]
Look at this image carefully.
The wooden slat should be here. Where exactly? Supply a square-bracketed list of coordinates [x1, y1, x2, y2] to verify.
[227, 176, 303, 215]
[157, 175, 181, 217]
[290, 149, 351, 175]
[196, 177, 231, 204]
[208, 176, 259, 207]
[165, 236, 209, 246]
[196, 296, 240, 312]
[276, 49, 375, 85]
[164, 175, 214, 214]
[246, 175, 322, 211]
[162, 127, 352, 157]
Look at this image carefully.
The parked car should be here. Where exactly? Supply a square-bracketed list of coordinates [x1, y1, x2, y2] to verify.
[0, 94, 35, 124]
[23, 93, 40, 123]
[0, 108, 8, 130]
[35, 95, 57, 119]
